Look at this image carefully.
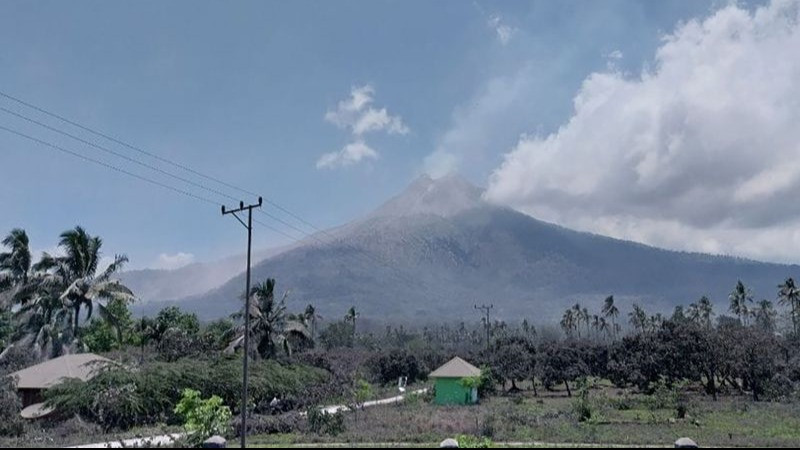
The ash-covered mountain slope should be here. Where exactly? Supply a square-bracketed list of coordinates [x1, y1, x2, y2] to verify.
[152, 174, 799, 321]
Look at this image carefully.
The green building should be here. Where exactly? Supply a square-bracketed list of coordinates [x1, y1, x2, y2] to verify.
[429, 356, 481, 405]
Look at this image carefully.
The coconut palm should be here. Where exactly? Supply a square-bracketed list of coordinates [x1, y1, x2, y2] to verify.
[227, 278, 310, 358]
[36, 227, 134, 341]
[729, 280, 753, 326]
[560, 308, 576, 338]
[0, 229, 32, 286]
[753, 299, 777, 333]
[778, 278, 800, 335]
[601, 295, 619, 339]
[345, 306, 360, 343]
[3, 227, 133, 356]
[304, 304, 321, 342]
[629, 303, 648, 334]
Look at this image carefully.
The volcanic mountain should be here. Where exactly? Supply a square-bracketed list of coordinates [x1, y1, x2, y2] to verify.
[145, 174, 799, 322]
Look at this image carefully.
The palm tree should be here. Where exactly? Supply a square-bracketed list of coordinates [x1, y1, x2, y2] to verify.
[0, 228, 32, 295]
[227, 278, 310, 358]
[345, 306, 360, 345]
[729, 280, 753, 326]
[601, 295, 619, 339]
[2, 227, 134, 356]
[753, 299, 777, 333]
[37, 227, 134, 341]
[304, 304, 321, 342]
[629, 303, 648, 334]
[560, 308, 576, 338]
[778, 278, 800, 335]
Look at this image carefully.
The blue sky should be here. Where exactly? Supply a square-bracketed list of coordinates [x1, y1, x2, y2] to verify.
[6, 0, 795, 269]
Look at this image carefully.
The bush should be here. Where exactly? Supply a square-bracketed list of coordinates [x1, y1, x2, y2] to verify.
[45, 357, 327, 431]
[234, 412, 301, 436]
[0, 376, 24, 436]
[307, 407, 345, 436]
[571, 379, 594, 422]
[367, 349, 423, 385]
[174, 388, 232, 445]
[457, 434, 493, 448]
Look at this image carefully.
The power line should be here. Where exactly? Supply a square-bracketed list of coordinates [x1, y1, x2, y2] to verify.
[0, 105, 240, 203]
[0, 124, 220, 207]
[0, 123, 296, 240]
[0, 90, 321, 235]
[0, 92, 422, 289]
[0, 103, 320, 243]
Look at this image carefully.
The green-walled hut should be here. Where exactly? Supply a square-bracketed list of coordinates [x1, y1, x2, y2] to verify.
[429, 356, 481, 405]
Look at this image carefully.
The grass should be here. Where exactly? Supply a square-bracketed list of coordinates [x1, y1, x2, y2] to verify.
[247, 383, 800, 448]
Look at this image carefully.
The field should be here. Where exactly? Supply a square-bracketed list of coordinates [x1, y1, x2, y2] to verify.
[247, 383, 800, 448]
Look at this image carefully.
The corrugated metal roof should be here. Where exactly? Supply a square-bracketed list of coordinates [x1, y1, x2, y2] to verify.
[429, 356, 481, 378]
[9, 353, 112, 389]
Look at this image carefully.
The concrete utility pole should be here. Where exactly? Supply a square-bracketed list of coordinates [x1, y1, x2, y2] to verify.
[474, 303, 494, 351]
[221, 197, 262, 449]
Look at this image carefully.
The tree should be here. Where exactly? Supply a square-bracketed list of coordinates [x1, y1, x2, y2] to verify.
[629, 303, 648, 334]
[560, 308, 576, 338]
[0, 229, 32, 299]
[344, 306, 360, 345]
[490, 335, 536, 392]
[304, 304, 321, 342]
[778, 278, 800, 335]
[227, 278, 310, 358]
[729, 280, 753, 326]
[2, 226, 134, 358]
[538, 341, 588, 397]
[753, 299, 777, 333]
[688, 296, 714, 328]
[40, 227, 134, 340]
[82, 297, 134, 353]
[601, 295, 620, 339]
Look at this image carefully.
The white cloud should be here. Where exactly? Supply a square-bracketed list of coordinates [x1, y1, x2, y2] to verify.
[323, 84, 408, 137]
[319, 85, 408, 169]
[316, 140, 378, 169]
[486, 0, 800, 263]
[488, 15, 516, 45]
[153, 252, 195, 270]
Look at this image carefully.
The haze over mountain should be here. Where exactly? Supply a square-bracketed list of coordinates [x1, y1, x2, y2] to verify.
[122, 247, 284, 306]
[139, 174, 800, 322]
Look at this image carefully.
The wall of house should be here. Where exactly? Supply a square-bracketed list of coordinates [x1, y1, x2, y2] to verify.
[434, 377, 475, 405]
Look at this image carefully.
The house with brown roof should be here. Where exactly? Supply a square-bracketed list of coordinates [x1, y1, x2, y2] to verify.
[8, 353, 112, 418]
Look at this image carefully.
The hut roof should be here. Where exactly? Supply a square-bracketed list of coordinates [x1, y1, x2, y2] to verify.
[9, 353, 112, 390]
[429, 356, 481, 378]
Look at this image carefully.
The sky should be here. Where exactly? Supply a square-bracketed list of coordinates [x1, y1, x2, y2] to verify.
[4, 0, 799, 270]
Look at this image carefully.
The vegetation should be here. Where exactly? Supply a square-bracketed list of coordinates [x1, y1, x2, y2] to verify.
[2, 226, 800, 447]
[174, 388, 232, 445]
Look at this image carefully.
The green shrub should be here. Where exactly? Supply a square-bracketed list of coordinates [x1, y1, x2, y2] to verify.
[45, 357, 327, 431]
[0, 376, 24, 436]
[307, 407, 345, 436]
[457, 434, 493, 448]
[174, 388, 231, 445]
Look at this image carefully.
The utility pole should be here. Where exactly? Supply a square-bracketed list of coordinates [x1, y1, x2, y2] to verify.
[221, 197, 262, 449]
[474, 303, 494, 351]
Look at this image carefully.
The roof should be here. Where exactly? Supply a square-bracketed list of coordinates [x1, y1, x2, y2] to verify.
[429, 356, 481, 378]
[9, 353, 112, 389]
[20, 402, 54, 419]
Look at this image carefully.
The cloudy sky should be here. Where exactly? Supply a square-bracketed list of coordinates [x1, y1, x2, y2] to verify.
[3, 0, 797, 269]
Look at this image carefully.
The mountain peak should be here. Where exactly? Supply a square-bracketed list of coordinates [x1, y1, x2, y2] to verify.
[372, 173, 485, 218]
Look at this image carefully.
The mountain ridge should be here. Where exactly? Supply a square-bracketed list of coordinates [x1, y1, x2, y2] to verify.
[137, 175, 800, 322]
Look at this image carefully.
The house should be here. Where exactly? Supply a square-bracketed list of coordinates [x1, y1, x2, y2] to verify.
[8, 353, 112, 418]
[429, 356, 481, 405]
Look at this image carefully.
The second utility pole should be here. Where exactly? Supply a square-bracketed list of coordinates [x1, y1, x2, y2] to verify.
[222, 197, 262, 449]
